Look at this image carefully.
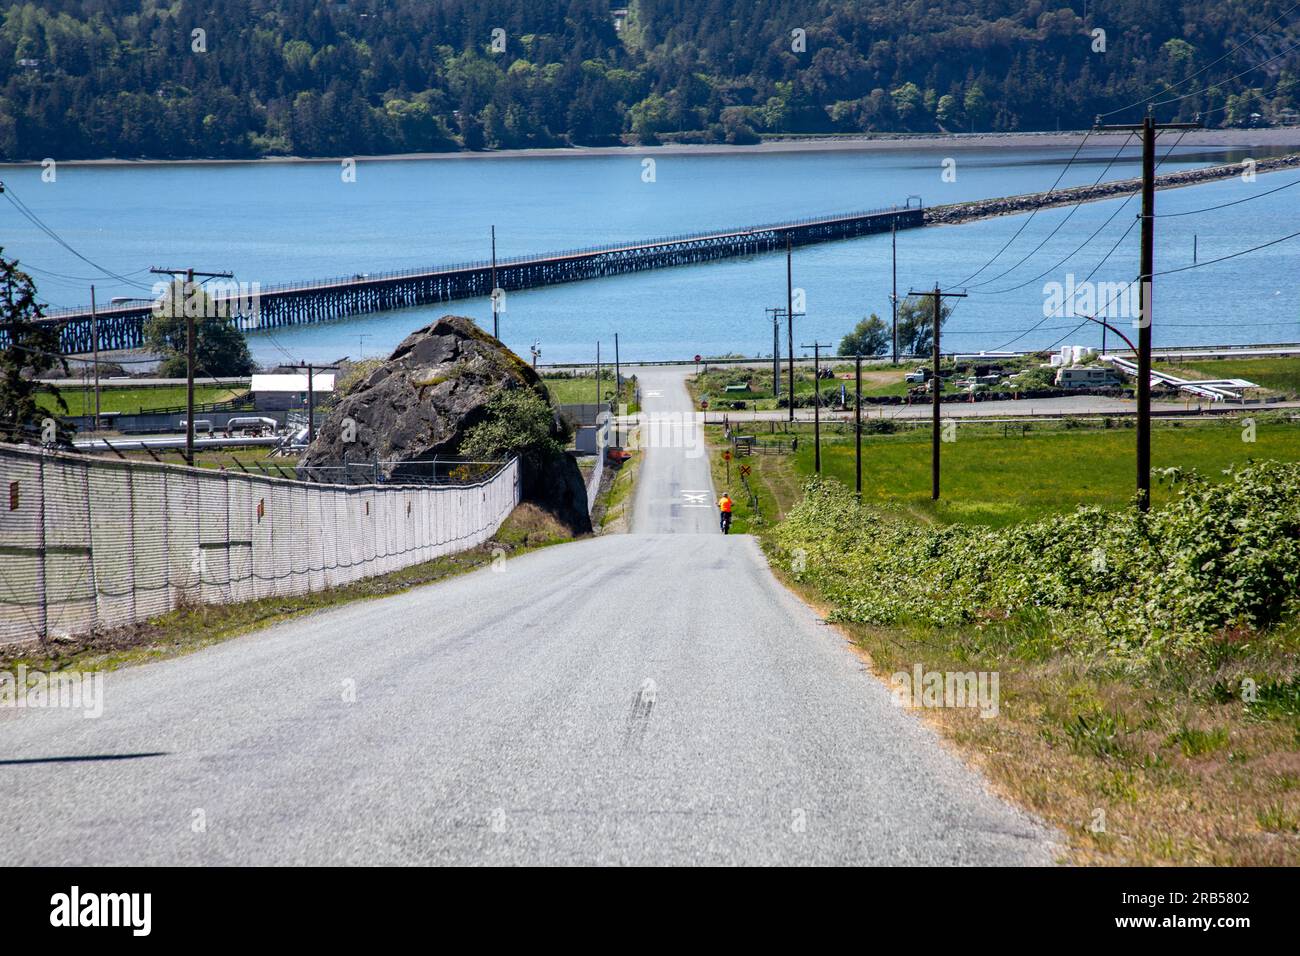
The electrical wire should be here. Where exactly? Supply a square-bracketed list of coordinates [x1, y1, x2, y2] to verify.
[969, 196, 1138, 295]
[1154, 228, 1300, 276]
[1148, 35, 1300, 112]
[21, 263, 153, 284]
[1153, 174, 1300, 217]
[1098, 1, 1300, 118]
[953, 222, 1300, 352]
[969, 126, 1194, 296]
[946, 129, 1095, 288]
[955, 126, 1196, 352]
[963, 132, 1137, 290]
[2, 185, 154, 290]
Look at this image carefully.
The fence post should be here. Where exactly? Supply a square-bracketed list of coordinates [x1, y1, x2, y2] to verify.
[224, 468, 233, 602]
[82, 458, 98, 632]
[126, 459, 138, 624]
[35, 451, 47, 642]
[161, 460, 172, 608]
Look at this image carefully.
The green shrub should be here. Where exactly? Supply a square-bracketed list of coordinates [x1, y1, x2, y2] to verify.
[768, 461, 1300, 670]
[459, 387, 567, 471]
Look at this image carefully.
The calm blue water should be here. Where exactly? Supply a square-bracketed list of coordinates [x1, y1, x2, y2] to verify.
[3, 143, 1296, 363]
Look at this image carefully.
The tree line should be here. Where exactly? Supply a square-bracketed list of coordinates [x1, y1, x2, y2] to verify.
[1, 0, 1296, 160]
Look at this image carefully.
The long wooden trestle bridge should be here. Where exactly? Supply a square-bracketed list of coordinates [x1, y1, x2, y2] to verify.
[29, 203, 924, 354]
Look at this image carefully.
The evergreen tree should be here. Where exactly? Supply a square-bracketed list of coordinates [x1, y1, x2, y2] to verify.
[0, 251, 70, 445]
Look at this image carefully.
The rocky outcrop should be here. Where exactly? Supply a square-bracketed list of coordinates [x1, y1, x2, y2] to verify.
[925, 152, 1300, 226]
[300, 315, 592, 534]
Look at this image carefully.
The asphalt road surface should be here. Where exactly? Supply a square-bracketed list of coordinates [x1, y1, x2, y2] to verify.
[0, 367, 1056, 865]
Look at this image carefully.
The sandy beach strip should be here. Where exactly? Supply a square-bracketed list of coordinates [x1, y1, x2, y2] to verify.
[8, 127, 1300, 168]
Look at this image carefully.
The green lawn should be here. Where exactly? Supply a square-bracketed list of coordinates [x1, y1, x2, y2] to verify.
[542, 373, 640, 412]
[796, 418, 1300, 527]
[38, 384, 248, 417]
[1168, 357, 1300, 398]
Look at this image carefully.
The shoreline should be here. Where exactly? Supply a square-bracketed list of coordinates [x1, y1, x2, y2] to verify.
[7, 128, 1300, 168]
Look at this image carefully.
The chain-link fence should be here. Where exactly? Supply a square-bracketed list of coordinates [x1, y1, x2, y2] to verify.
[0, 443, 520, 646]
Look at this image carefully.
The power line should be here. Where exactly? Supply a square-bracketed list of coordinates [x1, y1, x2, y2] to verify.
[1, 184, 154, 290]
[969, 127, 1192, 296]
[1161, 319, 1299, 328]
[1154, 174, 1300, 217]
[18, 262, 152, 284]
[969, 198, 1137, 295]
[978, 223, 1138, 352]
[1148, 34, 1300, 112]
[944, 324, 1079, 335]
[1154, 228, 1300, 276]
[947, 129, 1094, 288]
[1098, 1, 1300, 118]
[963, 126, 1193, 355]
[963, 132, 1136, 290]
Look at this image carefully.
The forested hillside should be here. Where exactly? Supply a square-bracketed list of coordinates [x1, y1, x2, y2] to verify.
[1, 0, 1297, 159]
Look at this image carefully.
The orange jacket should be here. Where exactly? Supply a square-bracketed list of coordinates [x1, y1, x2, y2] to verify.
[719, 496, 733, 513]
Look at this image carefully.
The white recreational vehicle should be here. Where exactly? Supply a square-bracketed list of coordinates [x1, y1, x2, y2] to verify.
[1055, 366, 1120, 389]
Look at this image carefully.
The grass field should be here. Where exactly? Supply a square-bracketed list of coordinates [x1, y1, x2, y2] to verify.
[798, 417, 1300, 526]
[541, 373, 640, 412]
[702, 416, 1300, 865]
[1167, 357, 1300, 398]
[38, 384, 248, 417]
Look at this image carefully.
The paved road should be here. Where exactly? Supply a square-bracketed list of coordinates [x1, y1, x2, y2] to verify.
[630, 367, 719, 535]
[0, 368, 1056, 865]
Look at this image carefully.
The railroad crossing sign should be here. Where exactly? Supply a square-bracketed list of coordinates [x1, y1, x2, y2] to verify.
[722, 450, 731, 461]
[740, 464, 751, 478]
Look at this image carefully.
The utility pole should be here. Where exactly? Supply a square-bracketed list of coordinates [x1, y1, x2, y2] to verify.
[800, 341, 830, 473]
[298, 361, 340, 445]
[781, 237, 806, 424]
[307, 362, 313, 444]
[184, 269, 194, 465]
[358, 334, 370, 359]
[907, 285, 966, 501]
[765, 307, 785, 397]
[854, 353, 863, 498]
[1094, 109, 1199, 511]
[772, 309, 780, 397]
[891, 218, 899, 366]
[150, 266, 234, 466]
[490, 224, 499, 340]
[595, 341, 601, 407]
[787, 234, 795, 423]
[90, 284, 100, 431]
[614, 332, 621, 448]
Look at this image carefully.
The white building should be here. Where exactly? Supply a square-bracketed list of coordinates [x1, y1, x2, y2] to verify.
[249, 373, 335, 411]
